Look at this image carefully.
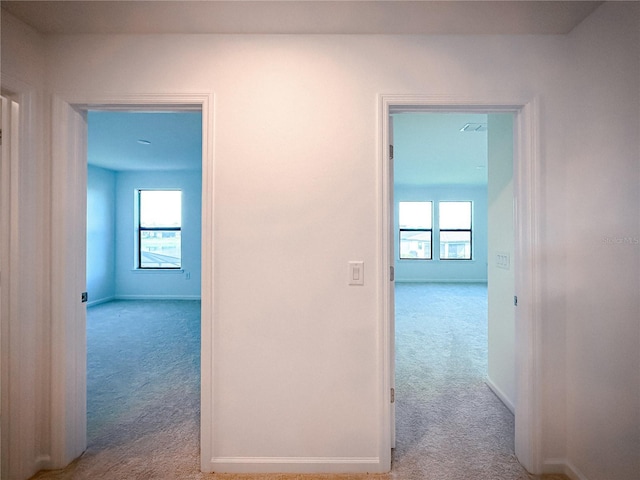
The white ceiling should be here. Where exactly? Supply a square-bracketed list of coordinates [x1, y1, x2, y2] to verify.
[2, 1, 603, 35]
[88, 111, 202, 171]
[393, 113, 489, 187]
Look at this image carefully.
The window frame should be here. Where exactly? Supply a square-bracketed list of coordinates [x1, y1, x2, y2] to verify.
[438, 201, 473, 261]
[399, 228, 433, 260]
[398, 201, 433, 260]
[137, 189, 183, 270]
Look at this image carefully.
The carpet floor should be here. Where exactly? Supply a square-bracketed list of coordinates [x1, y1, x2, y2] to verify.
[31, 287, 566, 480]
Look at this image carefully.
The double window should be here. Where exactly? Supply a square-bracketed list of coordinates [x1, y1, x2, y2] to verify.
[399, 201, 472, 260]
[137, 189, 182, 269]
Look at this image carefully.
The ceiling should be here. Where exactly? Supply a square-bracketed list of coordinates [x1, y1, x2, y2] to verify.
[393, 113, 489, 187]
[2, 1, 602, 35]
[88, 111, 202, 171]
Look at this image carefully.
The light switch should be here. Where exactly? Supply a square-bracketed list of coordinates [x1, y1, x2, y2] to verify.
[496, 252, 510, 270]
[348, 261, 364, 286]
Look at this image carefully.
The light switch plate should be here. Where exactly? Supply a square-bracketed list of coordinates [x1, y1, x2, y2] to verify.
[348, 261, 364, 285]
[496, 252, 510, 270]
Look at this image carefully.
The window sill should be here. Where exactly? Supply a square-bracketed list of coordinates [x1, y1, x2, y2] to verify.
[398, 259, 478, 262]
[131, 269, 184, 274]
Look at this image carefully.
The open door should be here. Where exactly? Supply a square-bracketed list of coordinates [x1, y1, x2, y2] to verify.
[486, 113, 516, 412]
[50, 96, 88, 467]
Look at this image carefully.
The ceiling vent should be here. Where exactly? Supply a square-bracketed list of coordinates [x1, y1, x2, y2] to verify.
[460, 123, 487, 132]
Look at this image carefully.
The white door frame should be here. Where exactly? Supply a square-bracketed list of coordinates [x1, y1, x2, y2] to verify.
[49, 93, 215, 470]
[1, 75, 53, 479]
[378, 94, 542, 473]
[1, 93, 23, 479]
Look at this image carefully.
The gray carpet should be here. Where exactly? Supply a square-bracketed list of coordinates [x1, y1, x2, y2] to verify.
[392, 283, 531, 479]
[31, 289, 566, 480]
[32, 300, 202, 479]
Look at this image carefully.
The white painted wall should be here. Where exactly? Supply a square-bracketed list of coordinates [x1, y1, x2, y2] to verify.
[2, 2, 639, 478]
[41, 31, 565, 472]
[394, 185, 488, 282]
[87, 165, 116, 305]
[114, 171, 202, 299]
[562, 4, 640, 480]
[486, 113, 515, 412]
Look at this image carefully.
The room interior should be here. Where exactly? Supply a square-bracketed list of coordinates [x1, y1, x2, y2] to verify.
[86, 111, 203, 305]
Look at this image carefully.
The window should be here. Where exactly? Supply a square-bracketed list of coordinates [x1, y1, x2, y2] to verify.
[399, 201, 432, 259]
[138, 190, 182, 269]
[439, 201, 472, 260]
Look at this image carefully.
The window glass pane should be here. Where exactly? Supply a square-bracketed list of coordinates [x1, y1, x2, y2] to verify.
[439, 231, 471, 259]
[399, 201, 432, 229]
[439, 201, 471, 230]
[140, 190, 181, 228]
[140, 231, 182, 268]
[400, 230, 432, 259]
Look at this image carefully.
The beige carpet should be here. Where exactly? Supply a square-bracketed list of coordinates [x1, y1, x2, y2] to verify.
[31, 293, 567, 480]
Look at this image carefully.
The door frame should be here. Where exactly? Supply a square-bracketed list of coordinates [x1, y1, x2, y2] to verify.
[378, 94, 542, 473]
[1, 75, 53, 479]
[49, 93, 214, 470]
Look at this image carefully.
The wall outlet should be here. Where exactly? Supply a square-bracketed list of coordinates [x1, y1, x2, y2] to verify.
[185, 272, 191, 280]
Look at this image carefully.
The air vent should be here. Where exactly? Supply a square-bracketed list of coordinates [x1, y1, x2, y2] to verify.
[460, 123, 487, 132]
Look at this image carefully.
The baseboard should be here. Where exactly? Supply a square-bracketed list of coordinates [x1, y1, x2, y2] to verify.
[543, 458, 589, 480]
[485, 377, 515, 414]
[32, 454, 52, 476]
[395, 279, 488, 284]
[87, 296, 115, 307]
[206, 456, 384, 474]
[115, 295, 201, 301]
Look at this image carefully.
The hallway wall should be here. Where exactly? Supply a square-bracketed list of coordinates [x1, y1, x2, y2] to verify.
[563, 5, 640, 479]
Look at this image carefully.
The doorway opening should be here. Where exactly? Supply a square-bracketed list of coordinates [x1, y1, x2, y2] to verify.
[391, 112, 519, 475]
[49, 94, 214, 474]
[84, 110, 203, 469]
[379, 96, 542, 474]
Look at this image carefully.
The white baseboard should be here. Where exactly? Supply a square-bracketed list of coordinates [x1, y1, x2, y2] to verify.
[543, 458, 589, 480]
[115, 295, 201, 301]
[35, 454, 52, 472]
[206, 456, 384, 474]
[395, 279, 488, 284]
[87, 296, 116, 307]
[485, 376, 515, 414]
